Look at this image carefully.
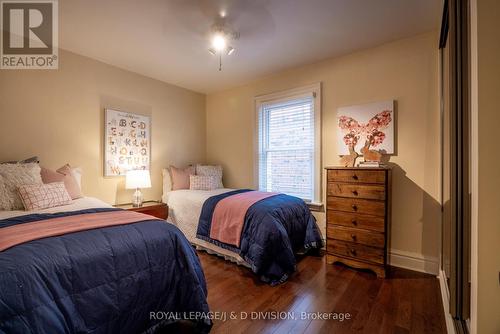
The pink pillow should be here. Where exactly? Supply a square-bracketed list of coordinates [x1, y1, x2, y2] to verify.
[18, 182, 72, 211]
[41, 165, 82, 199]
[169, 165, 195, 190]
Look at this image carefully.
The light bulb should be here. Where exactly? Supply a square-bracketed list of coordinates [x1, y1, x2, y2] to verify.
[212, 34, 226, 51]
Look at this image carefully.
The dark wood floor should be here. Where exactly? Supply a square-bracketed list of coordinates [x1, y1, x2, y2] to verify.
[198, 251, 447, 334]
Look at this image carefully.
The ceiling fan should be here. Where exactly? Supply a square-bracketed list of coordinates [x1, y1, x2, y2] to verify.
[207, 15, 240, 71]
[168, 0, 275, 71]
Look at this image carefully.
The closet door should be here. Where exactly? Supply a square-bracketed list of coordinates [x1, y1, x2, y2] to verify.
[440, 0, 470, 331]
[440, 19, 452, 304]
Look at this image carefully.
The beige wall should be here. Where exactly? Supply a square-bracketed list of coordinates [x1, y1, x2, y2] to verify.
[476, 0, 500, 332]
[0, 32, 443, 270]
[0, 50, 206, 204]
[206, 32, 441, 263]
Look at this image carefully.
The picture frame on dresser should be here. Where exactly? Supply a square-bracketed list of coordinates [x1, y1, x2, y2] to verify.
[325, 166, 391, 278]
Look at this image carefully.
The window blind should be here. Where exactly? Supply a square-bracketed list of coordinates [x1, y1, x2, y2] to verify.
[258, 95, 315, 201]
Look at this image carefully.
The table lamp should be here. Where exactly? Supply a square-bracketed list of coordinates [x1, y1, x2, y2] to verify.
[125, 170, 151, 207]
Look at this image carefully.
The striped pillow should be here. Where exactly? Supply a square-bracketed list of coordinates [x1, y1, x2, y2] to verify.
[189, 175, 219, 191]
[18, 182, 72, 211]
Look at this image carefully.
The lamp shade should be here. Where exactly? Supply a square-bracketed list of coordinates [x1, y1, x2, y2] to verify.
[125, 170, 151, 189]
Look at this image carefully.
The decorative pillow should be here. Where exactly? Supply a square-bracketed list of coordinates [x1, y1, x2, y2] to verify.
[162, 168, 173, 194]
[71, 167, 83, 190]
[0, 163, 42, 210]
[195, 164, 223, 188]
[0, 175, 7, 209]
[57, 164, 82, 198]
[40, 165, 82, 199]
[1, 156, 39, 164]
[189, 175, 219, 191]
[18, 182, 72, 211]
[170, 165, 195, 190]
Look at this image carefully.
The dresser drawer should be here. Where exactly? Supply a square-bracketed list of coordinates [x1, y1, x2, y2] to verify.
[327, 197, 385, 217]
[327, 183, 385, 200]
[327, 211, 385, 232]
[327, 169, 385, 184]
[327, 225, 385, 248]
[327, 239, 384, 264]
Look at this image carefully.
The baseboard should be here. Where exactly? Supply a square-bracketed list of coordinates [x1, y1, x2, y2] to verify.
[388, 249, 439, 275]
[438, 270, 457, 334]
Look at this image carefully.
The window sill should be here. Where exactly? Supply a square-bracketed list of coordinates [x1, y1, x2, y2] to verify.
[307, 202, 324, 212]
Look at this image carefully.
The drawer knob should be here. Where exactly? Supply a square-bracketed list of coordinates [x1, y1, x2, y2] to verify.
[350, 248, 357, 256]
[352, 174, 359, 180]
[351, 234, 357, 240]
[351, 219, 358, 226]
[352, 190, 358, 196]
[352, 204, 358, 211]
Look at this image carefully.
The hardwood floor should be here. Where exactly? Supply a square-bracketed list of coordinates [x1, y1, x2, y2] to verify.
[198, 251, 447, 334]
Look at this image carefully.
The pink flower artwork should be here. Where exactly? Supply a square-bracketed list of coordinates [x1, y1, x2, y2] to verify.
[336, 101, 395, 155]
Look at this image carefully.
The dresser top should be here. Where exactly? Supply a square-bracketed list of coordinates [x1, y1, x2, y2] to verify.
[324, 166, 391, 170]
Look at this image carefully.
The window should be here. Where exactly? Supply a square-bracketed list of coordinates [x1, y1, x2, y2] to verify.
[256, 84, 321, 203]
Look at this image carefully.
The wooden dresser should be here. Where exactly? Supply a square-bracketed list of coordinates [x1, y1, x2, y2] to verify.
[325, 167, 391, 278]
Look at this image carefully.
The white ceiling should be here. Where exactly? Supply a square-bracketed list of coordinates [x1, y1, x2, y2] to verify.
[59, 0, 442, 93]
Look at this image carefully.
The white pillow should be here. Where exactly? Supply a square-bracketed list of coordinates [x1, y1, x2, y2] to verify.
[71, 167, 83, 191]
[0, 175, 7, 208]
[0, 163, 42, 210]
[195, 164, 223, 188]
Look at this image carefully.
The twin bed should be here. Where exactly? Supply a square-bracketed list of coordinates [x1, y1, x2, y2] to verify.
[164, 188, 323, 284]
[0, 197, 211, 333]
[1, 176, 322, 333]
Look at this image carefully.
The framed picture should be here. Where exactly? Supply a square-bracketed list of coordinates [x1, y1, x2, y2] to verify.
[336, 100, 395, 155]
[104, 109, 151, 176]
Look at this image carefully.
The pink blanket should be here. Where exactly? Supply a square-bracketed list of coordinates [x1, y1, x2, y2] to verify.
[210, 191, 279, 247]
[0, 210, 155, 252]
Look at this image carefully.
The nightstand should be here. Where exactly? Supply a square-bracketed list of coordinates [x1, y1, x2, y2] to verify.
[114, 201, 168, 220]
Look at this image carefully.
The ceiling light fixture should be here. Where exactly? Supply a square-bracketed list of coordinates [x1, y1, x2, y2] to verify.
[208, 21, 239, 71]
[211, 34, 226, 51]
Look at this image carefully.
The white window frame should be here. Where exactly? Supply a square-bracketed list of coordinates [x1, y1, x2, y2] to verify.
[254, 83, 322, 204]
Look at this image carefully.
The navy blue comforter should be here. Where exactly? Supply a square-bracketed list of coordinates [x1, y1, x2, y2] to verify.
[197, 190, 323, 285]
[0, 208, 211, 334]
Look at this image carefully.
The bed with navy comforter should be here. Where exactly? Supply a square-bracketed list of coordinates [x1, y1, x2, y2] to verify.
[196, 189, 323, 285]
[0, 208, 211, 334]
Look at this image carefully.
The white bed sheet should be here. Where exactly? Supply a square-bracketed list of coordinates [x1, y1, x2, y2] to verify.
[0, 197, 113, 220]
[164, 189, 249, 266]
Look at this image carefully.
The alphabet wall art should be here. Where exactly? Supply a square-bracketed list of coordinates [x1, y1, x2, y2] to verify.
[104, 109, 151, 176]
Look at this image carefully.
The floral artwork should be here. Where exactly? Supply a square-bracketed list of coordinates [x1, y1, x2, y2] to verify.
[337, 101, 394, 156]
